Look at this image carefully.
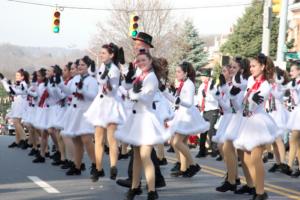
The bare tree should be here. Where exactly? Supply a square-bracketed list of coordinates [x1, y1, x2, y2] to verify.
[90, 0, 182, 62]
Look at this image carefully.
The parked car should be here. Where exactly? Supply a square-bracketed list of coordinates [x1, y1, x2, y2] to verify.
[6, 119, 15, 135]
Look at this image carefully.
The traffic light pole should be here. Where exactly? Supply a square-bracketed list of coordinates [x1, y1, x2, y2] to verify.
[276, 0, 289, 69]
[262, 0, 272, 56]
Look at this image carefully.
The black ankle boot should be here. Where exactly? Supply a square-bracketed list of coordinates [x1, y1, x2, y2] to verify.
[147, 191, 158, 200]
[158, 158, 168, 165]
[8, 142, 19, 148]
[125, 188, 142, 200]
[32, 155, 45, 163]
[183, 164, 201, 177]
[291, 169, 300, 178]
[235, 185, 255, 195]
[61, 160, 73, 169]
[90, 169, 105, 182]
[253, 192, 268, 200]
[216, 181, 237, 192]
[51, 159, 63, 166]
[170, 162, 181, 172]
[268, 163, 280, 172]
[110, 166, 118, 180]
[166, 146, 174, 153]
[28, 148, 38, 156]
[66, 166, 81, 176]
[90, 163, 97, 175]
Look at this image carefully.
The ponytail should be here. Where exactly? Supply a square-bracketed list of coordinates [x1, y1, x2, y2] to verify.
[179, 61, 196, 83]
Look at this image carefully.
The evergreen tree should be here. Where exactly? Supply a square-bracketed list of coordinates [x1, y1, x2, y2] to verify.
[180, 20, 208, 71]
[220, 0, 279, 58]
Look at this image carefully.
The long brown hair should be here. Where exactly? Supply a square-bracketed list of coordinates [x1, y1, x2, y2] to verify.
[253, 53, 275, 82]
[179, 61, 196, 83]
[136, 51, 163, 81]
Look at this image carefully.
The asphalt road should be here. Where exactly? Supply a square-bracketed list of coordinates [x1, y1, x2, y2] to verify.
[0, 135, 299, 200]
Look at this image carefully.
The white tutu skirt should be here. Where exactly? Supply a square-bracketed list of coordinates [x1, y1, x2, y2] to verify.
[7, 97, 27, 119]
[167, 106, 209, 135]
[61, 102, 94, 137]
[22, 105, 36, 126]
[84, 94, 126, 128]
[47, 105, 66, 130]
[212, 113, 233, 144]
[269, 105, 289, 138]
[223, 111, 244, 141]
[115, 110, 171, 146]
[21, 104, 30, 124]
[233, 112, 277, 151]
[32, 107, 50, 130]
[286, 106, 300, 131]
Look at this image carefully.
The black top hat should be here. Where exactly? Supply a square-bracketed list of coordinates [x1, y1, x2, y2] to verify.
[132, 32, 154, 48]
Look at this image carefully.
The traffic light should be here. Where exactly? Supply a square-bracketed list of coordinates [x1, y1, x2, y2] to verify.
[52, 11, 60, 33]
[272, 0, 281, 15]
[129, 14, 139, 37]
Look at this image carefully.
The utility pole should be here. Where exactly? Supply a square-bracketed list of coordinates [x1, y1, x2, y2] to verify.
[276, 0, 289, 69]
[262, 0, 272, 56]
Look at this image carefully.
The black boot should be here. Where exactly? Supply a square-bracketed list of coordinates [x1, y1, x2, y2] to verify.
[18, 140, 27, 149]
[32, 154, 45, 163]
[234, 185, 255, 195]
[90, 163, 97, 175]
[268, 163, 280, 172]
[170, 162, 181, 172]
[170, 170, 184, 177]
[291, 169, 300, 178]
[158, 158, 168, 165]
[216, 181, 237, 192]
[61, 160, 73, 169]
[216, 155, 223, 161]
[81, 163, 86, 171]
[183, 164, 201, 177]
[253, 192, 268, 200]
[110, 166, 118, 180]
[51, 159, 63, 166]
[196, 149, 207, 158]
[8, 142, 18, 148]
[166, 146, 174, 153]
[280, 164, 293, 175]
[125, 188, 142, 200]
[147, 191, 158, 200]
[118, 153, 129, 160]
[28, 148, 38, 156]
[66, 165, 81, 176]
[90, 169, 105, 182]
[117, 178, 132, 188]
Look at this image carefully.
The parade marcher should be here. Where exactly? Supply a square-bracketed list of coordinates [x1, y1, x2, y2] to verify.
[196, 69, 220, 158]
[61, 56, 98, 176]
[25, 71, 40, 156]
[58, 60, 81, 170]
[0, 69, 29, 149]
[116, 50, 171, 200]
[215, 57, 250, 193]
[164, 61, 209, 177]
[286, 62, 300, 178]
[32, 65, 63, 163]
[267, 67, 290, 174]
[116, 32, 166, 189]
[84, 43, 126, 181]
[212, 64, 233, 161]
[233, 53, 277, 200]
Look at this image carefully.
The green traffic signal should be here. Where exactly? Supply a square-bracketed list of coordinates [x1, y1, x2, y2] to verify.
[132, 30, 138, 37]
[53, 26, 59, 33]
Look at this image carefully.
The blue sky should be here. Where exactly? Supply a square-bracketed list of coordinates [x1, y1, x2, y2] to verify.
[0, 0, 251, 49]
